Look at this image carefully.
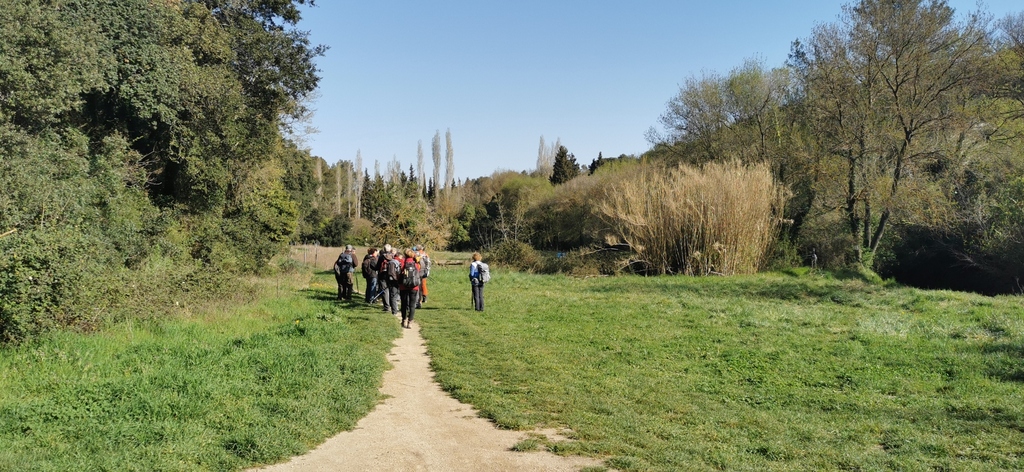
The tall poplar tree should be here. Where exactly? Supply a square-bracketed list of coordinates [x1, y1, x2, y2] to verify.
[417, 140, 426, 195]
[431, 131, 442, 195]
[336, 161, 343, 215]
[445, 128, 455, 190]
[314, 158, 323, 208]
[354, 150, 363, 219]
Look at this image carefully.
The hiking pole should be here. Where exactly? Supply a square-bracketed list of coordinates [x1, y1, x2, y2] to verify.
[369, 285, 387, 304]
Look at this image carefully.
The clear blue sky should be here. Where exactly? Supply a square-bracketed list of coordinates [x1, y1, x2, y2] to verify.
[297, 1, 1022, 182]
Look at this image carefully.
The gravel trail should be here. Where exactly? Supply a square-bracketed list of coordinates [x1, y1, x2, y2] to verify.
[253, 321, 602, 472]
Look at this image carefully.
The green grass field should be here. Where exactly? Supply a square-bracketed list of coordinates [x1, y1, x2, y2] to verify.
[2, 264, 1022, 471]
[418, 267, 1024, 471]
[0, 270, 399, 471]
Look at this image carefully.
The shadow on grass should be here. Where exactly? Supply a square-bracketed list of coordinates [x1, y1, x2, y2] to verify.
[586, 274, 881, 307]
[983, 342, 1024, 358]
[981, 342, 1024, 383]
[945, 398, 1024, 434]
[298, 288, 374, 309]
[299, 288, 338, 302]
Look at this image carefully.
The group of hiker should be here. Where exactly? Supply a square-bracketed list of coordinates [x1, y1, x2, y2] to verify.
[334, 244, 488, 329]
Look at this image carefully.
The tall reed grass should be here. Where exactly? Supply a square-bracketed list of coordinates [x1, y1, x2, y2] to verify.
[599, 160, 786, 275]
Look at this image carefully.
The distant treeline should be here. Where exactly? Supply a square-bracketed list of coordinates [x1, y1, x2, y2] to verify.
[311, 0, 1024, 295]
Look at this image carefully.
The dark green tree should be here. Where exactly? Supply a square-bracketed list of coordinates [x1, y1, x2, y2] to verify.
[549, 146, 580, 185]
[588, 152, 605, 175]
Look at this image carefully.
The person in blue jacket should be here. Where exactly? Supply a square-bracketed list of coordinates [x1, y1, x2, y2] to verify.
[469, 252, 485, 312]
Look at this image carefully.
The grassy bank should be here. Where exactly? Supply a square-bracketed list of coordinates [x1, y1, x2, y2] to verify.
[418, 267, 1024, 471]
[0, 269, 398, 471]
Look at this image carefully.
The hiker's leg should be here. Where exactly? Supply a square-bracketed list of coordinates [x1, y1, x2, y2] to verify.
[400, 290, 409, 323]
[401, 292, 413, 321]
[344, 273, 355, 299]
[390, 286, 401, 315]
[365, 278, 377, 303]
[472, 284, 483, 311]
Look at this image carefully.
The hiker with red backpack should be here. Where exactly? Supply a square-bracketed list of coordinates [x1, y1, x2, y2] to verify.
[399, 248, 422, 328]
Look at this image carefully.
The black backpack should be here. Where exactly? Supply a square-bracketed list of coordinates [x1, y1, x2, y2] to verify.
[335, 253, 353, 275]
[401, 260, 421, 288]
[386, 258, 401, 281]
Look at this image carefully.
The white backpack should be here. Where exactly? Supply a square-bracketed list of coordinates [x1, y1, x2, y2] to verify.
[478, 262, 490, 284]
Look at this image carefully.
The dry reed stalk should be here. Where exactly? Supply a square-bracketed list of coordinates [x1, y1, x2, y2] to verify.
[599, 161, 786, 275]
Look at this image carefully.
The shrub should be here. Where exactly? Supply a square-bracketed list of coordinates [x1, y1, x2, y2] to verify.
[765, 236, 805, 271]
[795, 214, 856, 270]
[0, 229, 112, 342]
[487, 240, 542, 273]
[544, 247, 628, 277]
[529, 173, 608, 250]
[345, 217, 376, 246]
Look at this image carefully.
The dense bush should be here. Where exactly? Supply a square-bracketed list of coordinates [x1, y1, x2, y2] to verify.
[543, 247, 628, 277]
[0, 229, 109, 342]
[529, 173, 607, 250]
[0, 0, 324, 342]
[487, 240, 543, 273]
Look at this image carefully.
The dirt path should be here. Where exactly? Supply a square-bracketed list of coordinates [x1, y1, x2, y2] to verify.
[252, 321, 602, 472]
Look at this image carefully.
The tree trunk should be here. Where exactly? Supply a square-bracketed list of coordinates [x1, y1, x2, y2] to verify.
[871, 131, 910, 253]
[870, 208, 890, 253]
[846, 155, 862, 261]
[862, 195, 872, 250]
